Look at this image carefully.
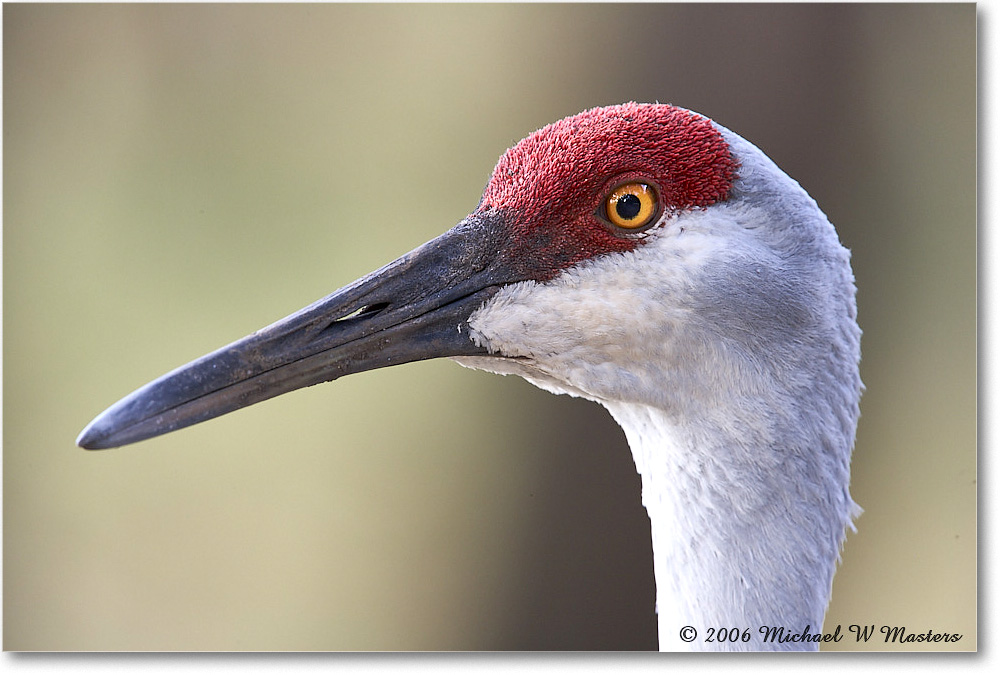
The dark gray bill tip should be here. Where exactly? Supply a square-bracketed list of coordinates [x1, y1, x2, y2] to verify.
[76, 423, 105, 450]
[77, 416, 132, 450]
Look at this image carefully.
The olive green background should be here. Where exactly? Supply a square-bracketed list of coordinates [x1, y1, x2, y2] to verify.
[3, 4, 976, 650]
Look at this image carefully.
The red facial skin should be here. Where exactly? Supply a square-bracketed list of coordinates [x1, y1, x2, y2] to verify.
[477, 103, 738, 282]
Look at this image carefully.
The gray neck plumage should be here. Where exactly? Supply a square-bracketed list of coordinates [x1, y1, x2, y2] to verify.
[607, 376, 859, 651]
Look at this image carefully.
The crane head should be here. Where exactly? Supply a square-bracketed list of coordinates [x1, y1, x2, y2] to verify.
[78, 103, 856, 451]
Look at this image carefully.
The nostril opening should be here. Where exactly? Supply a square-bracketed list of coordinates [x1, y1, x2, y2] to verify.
[354, 302, 389, 319]
[321, 302, 390, 333]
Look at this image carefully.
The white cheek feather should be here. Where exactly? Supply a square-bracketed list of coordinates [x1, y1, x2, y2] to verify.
[458, 209, 724, 404]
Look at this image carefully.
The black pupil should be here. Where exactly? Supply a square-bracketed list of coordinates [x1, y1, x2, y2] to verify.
[616, 193, 642, 220]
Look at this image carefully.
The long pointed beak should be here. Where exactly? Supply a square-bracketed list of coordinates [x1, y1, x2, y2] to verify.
[77, 213, 511, 450]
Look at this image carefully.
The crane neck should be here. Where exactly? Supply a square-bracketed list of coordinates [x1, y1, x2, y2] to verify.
[605, 401, 857, 651]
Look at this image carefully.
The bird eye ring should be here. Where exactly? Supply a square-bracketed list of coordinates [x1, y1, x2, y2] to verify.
[602, 182, 660, 231]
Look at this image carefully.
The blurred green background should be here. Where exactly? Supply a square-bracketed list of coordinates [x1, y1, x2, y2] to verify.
[3, 3, 975, 651]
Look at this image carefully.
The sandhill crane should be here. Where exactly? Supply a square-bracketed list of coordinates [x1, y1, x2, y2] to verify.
[78, 103, 862, 651]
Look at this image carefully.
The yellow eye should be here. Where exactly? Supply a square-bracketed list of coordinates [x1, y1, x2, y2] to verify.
[604, 182, 659, 230]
